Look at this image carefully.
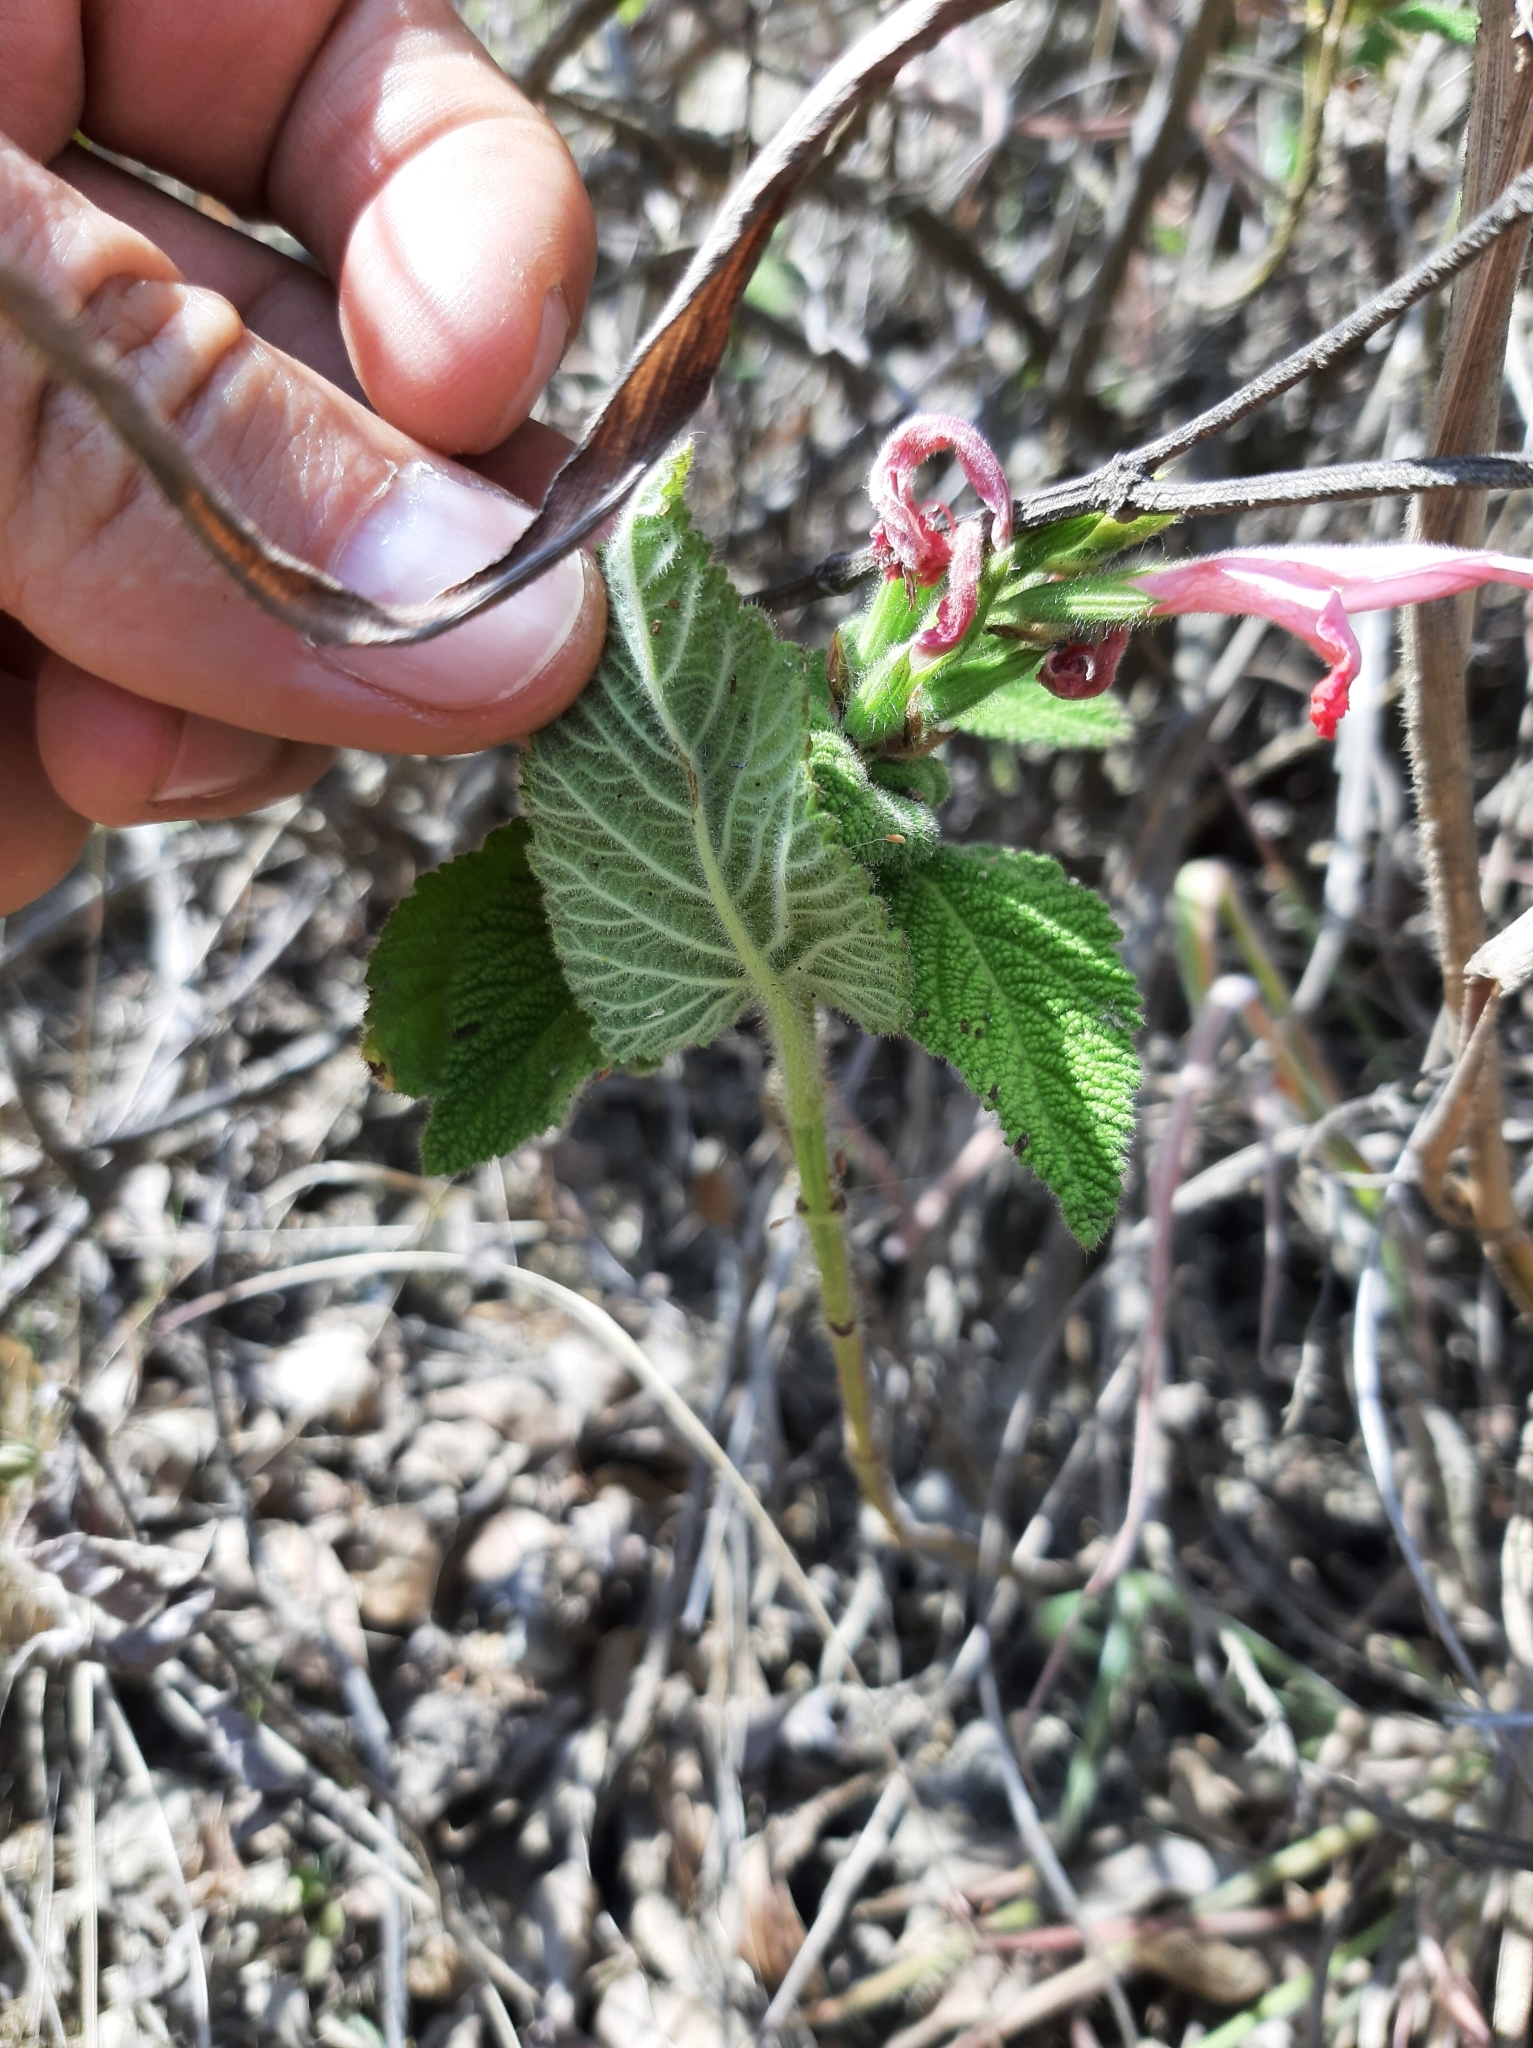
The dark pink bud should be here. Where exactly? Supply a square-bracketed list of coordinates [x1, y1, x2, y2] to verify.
[1038, 626, 1130, 700]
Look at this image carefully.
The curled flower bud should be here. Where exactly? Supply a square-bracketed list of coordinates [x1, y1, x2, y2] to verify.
[1038, 627, 1131, 700]
[914, 518, 988, 658]
[868, 413, 1014, 590]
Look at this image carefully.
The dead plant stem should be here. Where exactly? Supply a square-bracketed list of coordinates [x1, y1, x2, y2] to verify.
[1401, 0, 1533, 1310]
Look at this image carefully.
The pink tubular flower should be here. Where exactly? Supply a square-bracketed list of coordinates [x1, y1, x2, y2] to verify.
[869, 413, 1014, 594]
[1133, 544, 1533, 740]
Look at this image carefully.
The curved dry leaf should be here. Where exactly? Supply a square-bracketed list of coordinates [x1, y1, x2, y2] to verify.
[737, 1834, 816, 1995]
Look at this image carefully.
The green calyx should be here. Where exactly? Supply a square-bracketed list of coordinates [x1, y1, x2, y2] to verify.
[837, 510, 1170, 749]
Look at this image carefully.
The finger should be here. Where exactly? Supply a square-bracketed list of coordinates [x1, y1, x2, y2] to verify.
[34, 658, 334, 826]
[71, 0, 596, 454]
[0, 7, 82, 163]
[0, 674, 90, 915]
[0, 140, 606, 757]
[59, 150, 578, 502]
[58, 147, 365, 400]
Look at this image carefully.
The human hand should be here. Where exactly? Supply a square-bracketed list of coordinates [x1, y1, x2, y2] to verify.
[0, 0, 607, 914]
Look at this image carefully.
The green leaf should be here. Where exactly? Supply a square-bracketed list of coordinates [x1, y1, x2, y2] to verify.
[883, 845, 1141, 1245]
[522, 448, 910, 1064]
[869, 752, 951, 811]
[1382, 0, 1476, 38]
[809, 729, 943, 873]
[363, 821, 604, 1175]
[952, 675, 1130, 749]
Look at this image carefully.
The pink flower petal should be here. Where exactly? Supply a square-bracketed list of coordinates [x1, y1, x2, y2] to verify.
[1132, 543, 1533, 737]
[1302, 594, 1360, 741]
[914, 517, 988, 655]
[868, 412, 1013, 589]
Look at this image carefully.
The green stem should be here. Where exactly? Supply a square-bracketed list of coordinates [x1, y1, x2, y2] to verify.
[770, 992, 901, 1531]
[766, 994, 980, 1570]
[676, 734, 970, 1558]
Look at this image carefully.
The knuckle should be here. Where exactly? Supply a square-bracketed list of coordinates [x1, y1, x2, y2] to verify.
[1, 274, 245, 596]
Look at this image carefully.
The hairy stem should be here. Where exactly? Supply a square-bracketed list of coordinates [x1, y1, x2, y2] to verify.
[769, 994, 981, 1568]
[772, 992, 901, 1526]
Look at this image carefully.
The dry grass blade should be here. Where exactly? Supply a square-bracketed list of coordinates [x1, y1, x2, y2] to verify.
[151, 1246, 849, 1669]
[93, 1670, 210, 2048]
[68, 1662, 98, 2048]
[978, 1656, 1140, 2048]
[758, 1775, 909, 2042]
[0, 1863, 64, 2048]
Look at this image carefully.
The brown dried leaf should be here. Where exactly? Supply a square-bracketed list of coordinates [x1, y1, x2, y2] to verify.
[1130, 1927, 1273, 2004]
[736, 1834, 816, 1994]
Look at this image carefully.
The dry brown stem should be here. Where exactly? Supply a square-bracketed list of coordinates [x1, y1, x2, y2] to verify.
[1401, 0, 1533, 1309]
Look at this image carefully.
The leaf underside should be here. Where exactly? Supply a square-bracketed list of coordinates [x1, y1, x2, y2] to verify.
[883, 844, 1142, 1245]
[522, 450, 909, 1065]
[362, 821, 603, 1175]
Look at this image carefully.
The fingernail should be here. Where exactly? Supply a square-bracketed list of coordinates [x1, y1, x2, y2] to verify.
[155, 713, 284, 804]
[329, 462, 586, 711]
[502, 287, 571, 429]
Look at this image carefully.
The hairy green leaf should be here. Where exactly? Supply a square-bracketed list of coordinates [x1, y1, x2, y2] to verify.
[522, 449, 909, 1063]
[883, 845, 1141, 1244]
[363, 822, 604, 1175]
[809, 729, 943, 873]
[952, 674, 1130, 748]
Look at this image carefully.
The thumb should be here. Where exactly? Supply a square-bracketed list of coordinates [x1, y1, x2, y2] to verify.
[0, 137, 605, 758]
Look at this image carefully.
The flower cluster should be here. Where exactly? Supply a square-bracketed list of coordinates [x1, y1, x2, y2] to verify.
[867, 416, 1533, 739]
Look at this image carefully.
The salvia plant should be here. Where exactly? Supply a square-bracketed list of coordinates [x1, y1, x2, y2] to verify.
[362, 413, 1533, 1543]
